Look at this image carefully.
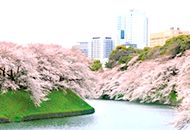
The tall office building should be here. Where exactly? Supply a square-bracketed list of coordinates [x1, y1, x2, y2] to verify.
[117, 16, 126, 45]
[89, 37, 114, 63]
[117, 10, 148, 49]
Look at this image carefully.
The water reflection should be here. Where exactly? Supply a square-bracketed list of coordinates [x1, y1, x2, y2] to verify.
[0, 114, 95, 130]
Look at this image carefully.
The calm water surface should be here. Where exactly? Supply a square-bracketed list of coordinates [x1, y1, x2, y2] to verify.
[0, 100, 177, 130]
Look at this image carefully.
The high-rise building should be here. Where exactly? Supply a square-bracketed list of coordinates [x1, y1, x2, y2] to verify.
[89, 37, 114, 63]
[117, 16, 126, 45]
[150, 27, 189, 47]
[117, 10, 148, 49]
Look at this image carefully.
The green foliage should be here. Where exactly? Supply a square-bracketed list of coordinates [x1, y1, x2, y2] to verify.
[116, 45, 127, 51]
[138, 47, 151, 61]
[107, 46, 138, 68]
[113, 93, 124, 100]
[118, 55, 133, 64]
[138, 46, 162, 61]
[169, 90, 178, 106]
[90, 60, 102, 71]
[160, 35, 190, 56]
[109, 45, 127, 62]
[100, 94, 110, 100]
[0, 89, 94, 122]
[105, 62, 113, 68]
[107, 35, 190, 68]
[138, 35, 190, 61]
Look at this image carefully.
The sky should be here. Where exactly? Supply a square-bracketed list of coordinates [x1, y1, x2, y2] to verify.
[0, 0, 190, 48]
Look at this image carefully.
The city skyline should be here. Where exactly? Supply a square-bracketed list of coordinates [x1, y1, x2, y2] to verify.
[0, 0, 190, 48]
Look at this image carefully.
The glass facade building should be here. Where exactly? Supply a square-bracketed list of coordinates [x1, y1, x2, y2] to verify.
[117, 10, 148, 49]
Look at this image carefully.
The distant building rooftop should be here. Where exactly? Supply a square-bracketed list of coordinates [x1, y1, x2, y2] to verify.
[149, 27, 189, 47]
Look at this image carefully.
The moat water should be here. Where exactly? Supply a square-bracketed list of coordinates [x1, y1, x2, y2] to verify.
[0, 100, 177, 130]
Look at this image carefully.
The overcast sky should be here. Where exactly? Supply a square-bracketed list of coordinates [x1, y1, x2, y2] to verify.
[0, 0, 190, 48]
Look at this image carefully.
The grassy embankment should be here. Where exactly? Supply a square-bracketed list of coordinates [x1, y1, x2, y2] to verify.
[0, 89, 94, 122]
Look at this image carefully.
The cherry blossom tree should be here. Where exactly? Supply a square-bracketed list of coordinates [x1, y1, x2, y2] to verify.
[96, 50, 190, 129]
[0, 42, 97, 106]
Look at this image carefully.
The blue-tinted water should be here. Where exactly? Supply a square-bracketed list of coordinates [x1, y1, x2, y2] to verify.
[0, 100, 177, 130]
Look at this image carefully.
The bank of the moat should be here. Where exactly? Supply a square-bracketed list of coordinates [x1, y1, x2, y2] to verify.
[0, 89, 94, 123]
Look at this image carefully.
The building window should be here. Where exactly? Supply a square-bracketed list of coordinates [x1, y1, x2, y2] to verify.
[121, 30, 125, 39]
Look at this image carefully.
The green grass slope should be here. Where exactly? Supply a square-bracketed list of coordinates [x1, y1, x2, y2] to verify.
[0, 89, 94, 122]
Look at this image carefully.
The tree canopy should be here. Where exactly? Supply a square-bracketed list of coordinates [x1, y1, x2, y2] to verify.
[106, 35, 190, 69]
[0, 42, 96, 106]
[90, 60, 102, 71]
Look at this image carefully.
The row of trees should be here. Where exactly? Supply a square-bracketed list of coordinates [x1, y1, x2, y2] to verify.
[105, 35, 190, 69]
[87, 35, 190, 71]
[98, 35, 190, 129]
[0, 42, 96, 106]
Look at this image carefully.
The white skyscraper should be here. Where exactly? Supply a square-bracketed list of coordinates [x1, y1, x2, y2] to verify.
[89, 37, 114, 63]
[117, 10, 148, 49]
[117, 16, 126, 45]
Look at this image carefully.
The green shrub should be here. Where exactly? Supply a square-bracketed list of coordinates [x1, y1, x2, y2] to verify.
[107, 46, 138, 68]
[138, 47, 151, 61]
[90, 60, 102, 71]
[113, 93, 124, 100]
[118, 55, 133, 64]
[100, 94, 110, 100]
[105, 62, 113, 68]
[160, 35, 190, 56]
[169, 90, 178, 105]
